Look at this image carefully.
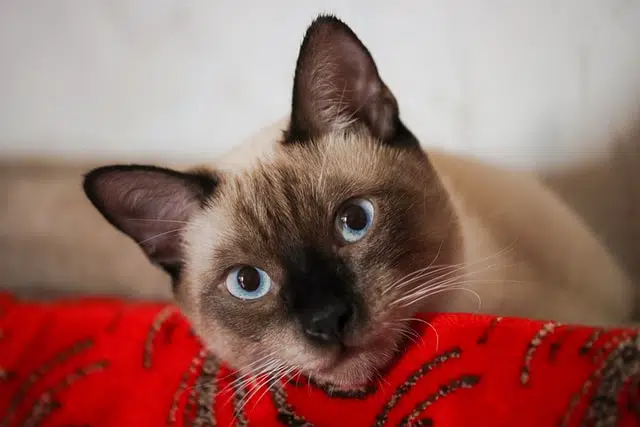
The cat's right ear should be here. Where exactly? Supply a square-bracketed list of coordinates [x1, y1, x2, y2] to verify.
[83, 165, 217, 281]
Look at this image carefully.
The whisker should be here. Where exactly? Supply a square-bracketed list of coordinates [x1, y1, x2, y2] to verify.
[308, 368, 319, 396]
[393, 269, 531, 309]
[249, 366, 296, 412]
[389, 264, 470, 306]
[389, 254, 520, 308]
[397, 284, 484, 311]
[405, 317, 440, 351]
[389, 326, 424, 348]
[385, 239, 519, 296]
[390, 317, 439, 351]
[231, 366, 279, 415]
[381, 263, 456, 296]
[124, 218, 190, 224]
[239, 364, 291, 415]
[218, 351, 276, 382]
[383, 263, 466, 296]
[383, 258, 483, 296]
[136, 228, 187, 245]
[219, 357, 281, 401]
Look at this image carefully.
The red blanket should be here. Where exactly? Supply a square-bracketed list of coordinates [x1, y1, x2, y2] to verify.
[0, 293, 638, 426]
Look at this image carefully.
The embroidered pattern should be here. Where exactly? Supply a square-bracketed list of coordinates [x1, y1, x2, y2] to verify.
[0, 338, 94, 427]
[106, 309, 125, 333]
[22, 361, 108, 427]
[373, 347, 462, 427]
[549, 327, 575, 362]
[560, 333, 640, 427]
[168, 350, 206, 426]
[270, 381, 312, 426]
[1, 296, 639, 427]
[304, 376, 377, 399]
[143, 305, 177, 369]
[230, 373, 249, 427]
[592, 332, 632, 363]
[582, 334, 640, 426]
[579, 329, 605, 356]
[398, 374, 480, 426]
[192, 354, 220, 427]
[521, 322, 559, 385]
[476, 317, 503, 344]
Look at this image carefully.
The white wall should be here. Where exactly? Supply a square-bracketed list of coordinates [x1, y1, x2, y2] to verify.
[0, 0, 639, 169]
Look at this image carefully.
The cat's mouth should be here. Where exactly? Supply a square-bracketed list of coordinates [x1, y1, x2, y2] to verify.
[307, 326, 411, 386]
[317, 345, 364, 373]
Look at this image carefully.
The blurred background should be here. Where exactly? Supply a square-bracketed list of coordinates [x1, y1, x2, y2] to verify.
[1, 0, 639, 298]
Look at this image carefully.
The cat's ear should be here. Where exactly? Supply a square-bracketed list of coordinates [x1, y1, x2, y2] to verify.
[285, 15, 417, 148]
[83, 165, 217, 280]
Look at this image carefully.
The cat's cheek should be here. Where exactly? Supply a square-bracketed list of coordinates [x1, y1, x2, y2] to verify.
[264, 325, 345, 373]
[192, 314, 268, 371]
[352, 266, 397, 316]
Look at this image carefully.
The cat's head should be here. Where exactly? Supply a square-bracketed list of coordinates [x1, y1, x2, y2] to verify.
[83, 15, 461, 386]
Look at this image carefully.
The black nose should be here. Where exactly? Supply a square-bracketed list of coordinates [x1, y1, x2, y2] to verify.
[302, 302, 353, 345]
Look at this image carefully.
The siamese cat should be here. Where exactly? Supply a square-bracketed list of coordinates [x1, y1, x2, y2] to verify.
[83, 16, 634, 386]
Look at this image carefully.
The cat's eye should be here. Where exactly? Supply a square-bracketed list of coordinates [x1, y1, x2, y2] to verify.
[336, 198, 375, 243]
[225, 266, 272, 300]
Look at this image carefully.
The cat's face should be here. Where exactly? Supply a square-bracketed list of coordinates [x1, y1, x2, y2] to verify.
[84, 15, 460, 386]
[179, 132, 459, 385]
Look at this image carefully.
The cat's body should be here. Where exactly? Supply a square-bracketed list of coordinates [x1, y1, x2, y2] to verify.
[8, 16, 635, 386]
[428, 148, 632, 323]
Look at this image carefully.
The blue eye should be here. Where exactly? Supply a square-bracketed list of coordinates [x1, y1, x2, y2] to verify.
[336, 199, 375, 243]
[225, 266, 272, 300]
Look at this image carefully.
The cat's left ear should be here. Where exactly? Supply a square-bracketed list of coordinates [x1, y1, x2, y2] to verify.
[285, 15, 418, 148]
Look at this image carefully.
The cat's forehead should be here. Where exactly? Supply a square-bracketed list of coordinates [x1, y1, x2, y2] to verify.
[217, 132, 418, 217]
[220, 134, 378, 229]
[209, 117, 417, 190]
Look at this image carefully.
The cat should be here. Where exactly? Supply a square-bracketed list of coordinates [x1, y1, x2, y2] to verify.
[82, 15, 634, 386]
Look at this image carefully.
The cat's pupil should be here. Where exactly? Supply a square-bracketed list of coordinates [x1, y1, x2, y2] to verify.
[237, 266, 261, 292]
[341, 204, 367, 231]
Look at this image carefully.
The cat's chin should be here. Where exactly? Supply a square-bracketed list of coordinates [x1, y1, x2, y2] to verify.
[304, 343, 401, 388]
[307, 355, 389, 388]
